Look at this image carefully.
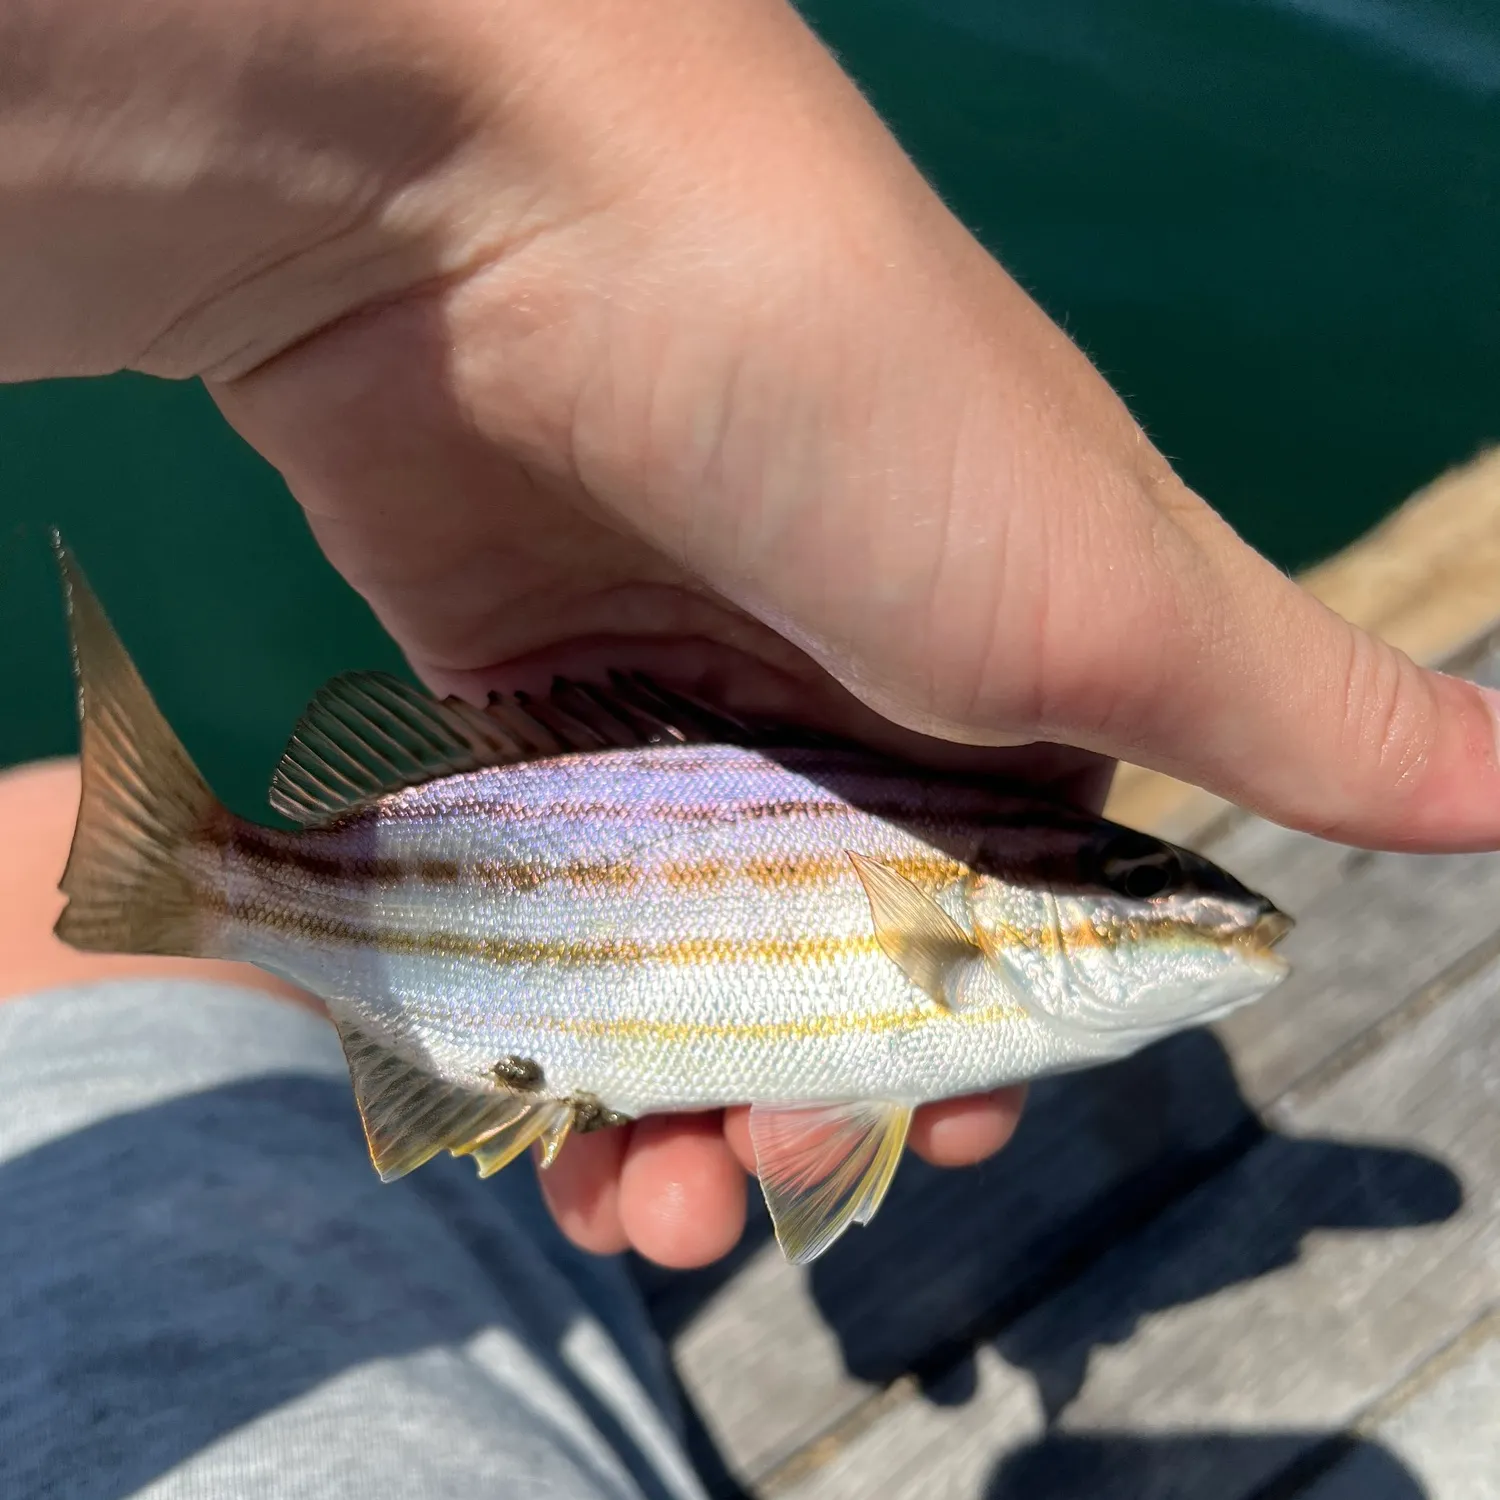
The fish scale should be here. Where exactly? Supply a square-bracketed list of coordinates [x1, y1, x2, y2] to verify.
[211, 763, 1033, 1113]
[49, 539, 1294, 1263]
[209, 747, 1055, 1105]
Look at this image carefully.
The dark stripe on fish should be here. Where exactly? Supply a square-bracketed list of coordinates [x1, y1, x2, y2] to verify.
[219, 828, 1063, 899]
[209, 898, 884, 967]
[207, 888, 1184, 966]
[373, 791, 1096, 834]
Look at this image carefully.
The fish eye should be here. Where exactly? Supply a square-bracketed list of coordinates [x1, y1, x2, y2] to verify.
[1097, 832, 1181, 901]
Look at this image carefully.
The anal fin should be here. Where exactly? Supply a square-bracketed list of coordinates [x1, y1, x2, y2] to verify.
[749, 1101, 913, 1264]
[463, 1098, 574, 1177]
[334, 1021, 567, 1182]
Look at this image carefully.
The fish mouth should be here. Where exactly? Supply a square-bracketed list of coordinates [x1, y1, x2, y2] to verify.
[1254, 909, 1295, 949]
[1232, 906, 1294, 976]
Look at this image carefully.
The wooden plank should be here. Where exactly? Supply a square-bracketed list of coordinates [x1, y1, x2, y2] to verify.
[659, 1034, 1253, 1480]
[1298, 1312, 1500, 1499]
[774, 943, 1500, 1499]
[648, 613, 1500, 1492]
[1210, 835, 1500, 1103]
[1184, 620, 1500, 1105]
[652, 732, 1500, 1487]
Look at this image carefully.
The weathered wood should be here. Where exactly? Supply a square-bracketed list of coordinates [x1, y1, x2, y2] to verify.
[649, 773, 1500, 1487]
[773, 938, 1500, 1499]
[1300, 1312, 1500, 1499]
[1212, 835, 1500, 1103]
[656, 1030, 1257, 1481]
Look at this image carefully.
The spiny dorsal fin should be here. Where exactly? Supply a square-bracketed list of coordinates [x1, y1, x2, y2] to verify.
[749, 1101, 913, 1263]
[847, 852, 983, 1010]
[333, 1020, 571, 1182]
[271, 669, 798, 827]
[270, 672, 546, 825]
[605, 671, 756, 743]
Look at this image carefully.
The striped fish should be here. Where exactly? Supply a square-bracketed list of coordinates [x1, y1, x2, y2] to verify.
[53, 542, 1292, 1263]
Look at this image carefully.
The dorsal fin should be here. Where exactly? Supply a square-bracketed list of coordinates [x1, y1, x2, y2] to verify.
[271, 670, 766, 827]
[269, 671, 544, 825]
[605, 671, 756, 742]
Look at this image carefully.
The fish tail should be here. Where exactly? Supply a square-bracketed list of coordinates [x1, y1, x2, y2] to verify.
[52, 536, 226, 958]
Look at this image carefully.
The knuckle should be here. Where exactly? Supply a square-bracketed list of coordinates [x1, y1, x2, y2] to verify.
[1338, 630, 1435, 798]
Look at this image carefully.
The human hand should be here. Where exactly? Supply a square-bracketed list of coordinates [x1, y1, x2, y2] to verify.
[10, 1, 1500, 1267]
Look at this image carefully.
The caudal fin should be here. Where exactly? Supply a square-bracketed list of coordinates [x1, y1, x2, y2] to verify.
[53, 536, 225, 957]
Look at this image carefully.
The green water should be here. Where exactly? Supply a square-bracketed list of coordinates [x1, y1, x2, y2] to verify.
[3, 1, 1497, 804]
[0, 378, 405, 815]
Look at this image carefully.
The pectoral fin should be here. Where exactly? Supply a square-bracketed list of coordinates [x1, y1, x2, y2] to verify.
[749, 1101, 913, 1264]
[334, 1021, 568, 1181]
[848, 852, 982, 1009]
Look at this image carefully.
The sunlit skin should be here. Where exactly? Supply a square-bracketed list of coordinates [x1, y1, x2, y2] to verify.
[8, 0, 1500, 1269]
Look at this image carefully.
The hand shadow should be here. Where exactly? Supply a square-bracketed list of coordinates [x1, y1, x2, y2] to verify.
[809, 1029, 1459, 1416]
[985, 1428, 1423, 1500]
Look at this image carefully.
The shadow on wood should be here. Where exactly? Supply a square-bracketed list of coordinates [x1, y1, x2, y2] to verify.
[636, 1027, 1462, 1496]
[985, 1429, 1423, 1500]
[815, 1032, 1458, 1414]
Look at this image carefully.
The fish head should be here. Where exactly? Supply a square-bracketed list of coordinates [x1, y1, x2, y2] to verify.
[968, 825, 1293, 1046]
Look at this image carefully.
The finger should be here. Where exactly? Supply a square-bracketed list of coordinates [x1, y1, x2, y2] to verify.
[618, 1113, 747, 1268]
[535, 1123, 632, 1256]
[844, 477, 1500, 853]
[723, 1105, 755, 1174]
[907, 1088, 1026, 1167]
[1065, 504, 1500, 852]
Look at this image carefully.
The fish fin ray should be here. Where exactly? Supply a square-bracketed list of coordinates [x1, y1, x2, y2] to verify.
[749, 1100, 912, 1263]
[271, 670, 827, 826]
[270, 672, 552, 825]
[51, 536, 226, 958]
[534, 1106, 574, 1170]
[547, 677, 695, 748]
[847, 851, 982, 1009]
[464, 1100, 573, 1177]
[603, 672, 751, 743]
[334, 1020, 550, 1181]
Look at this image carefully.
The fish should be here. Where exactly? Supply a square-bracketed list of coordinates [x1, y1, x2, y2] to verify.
[51, 539, 1293, 1263]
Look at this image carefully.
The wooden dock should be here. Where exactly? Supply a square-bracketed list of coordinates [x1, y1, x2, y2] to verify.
[633, 452, 1500, 1500]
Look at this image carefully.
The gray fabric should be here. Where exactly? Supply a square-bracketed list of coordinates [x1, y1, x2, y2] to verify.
[0, 981, 706, 1500]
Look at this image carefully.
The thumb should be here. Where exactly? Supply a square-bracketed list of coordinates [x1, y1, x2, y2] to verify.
[856, 487, 1500, 854]
[1166, 512, 1500, 851]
